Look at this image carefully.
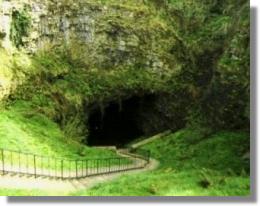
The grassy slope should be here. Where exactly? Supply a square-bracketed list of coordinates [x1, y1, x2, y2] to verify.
[72, 129, 250, 196]
[0, 101, 120, 160]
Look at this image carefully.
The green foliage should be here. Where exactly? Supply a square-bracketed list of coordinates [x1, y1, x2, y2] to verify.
[31, 47, 71, 77]
[10, 7, 31, 48]
[166, 0, 249, 131]
[62, 113, 87, 143]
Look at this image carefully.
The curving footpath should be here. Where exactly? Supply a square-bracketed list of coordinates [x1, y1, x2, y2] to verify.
[0, 149, 159, 195]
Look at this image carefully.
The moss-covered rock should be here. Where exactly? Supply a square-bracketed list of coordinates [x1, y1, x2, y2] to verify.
[0, 0, 249, 144]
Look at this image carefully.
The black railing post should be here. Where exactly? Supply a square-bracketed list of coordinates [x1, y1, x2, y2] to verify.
[1, 149, 4, 175]
[33, 155, 36, 178]
[69, 160, 71, 178]
[97, 159, 99, 174]
[18, 152, 21, 173]
[55, 158, 57, 178]
[147, 151, 150, 164]
[76, 160, 78, 178]
[85, 160, 88, 177]
[82, 160, 83, 177]
[41, 156, 43, 175]
[61, 160, 64, 179]
[10, 151, 13, 170]
[26, 154, 28, 173]
[108, 159, 110, 173]
[104, 159, 106, 173]
[48, 157, 50, 176]
[90, 160, 93, 175]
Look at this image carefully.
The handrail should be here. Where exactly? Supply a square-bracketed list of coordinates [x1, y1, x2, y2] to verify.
[0, 146, 150, 179]
[0, 147, 133, 161]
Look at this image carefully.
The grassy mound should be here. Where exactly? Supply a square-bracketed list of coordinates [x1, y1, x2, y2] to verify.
[72, 129, 250, 196]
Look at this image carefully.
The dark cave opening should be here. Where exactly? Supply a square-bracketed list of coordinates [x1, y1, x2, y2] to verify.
[87, 95, 156, 147]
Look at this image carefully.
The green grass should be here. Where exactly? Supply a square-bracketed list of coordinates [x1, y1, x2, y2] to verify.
[0, 100, 250, 196]
[74, 169, 249, 196]
[0, 101, 128, 168]
[72, 129, 250, 196]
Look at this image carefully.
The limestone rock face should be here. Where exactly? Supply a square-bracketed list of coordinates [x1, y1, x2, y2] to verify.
[0, 0, 174, 71]
[0, 0, 48, 52]
[0, 0, 12, 49]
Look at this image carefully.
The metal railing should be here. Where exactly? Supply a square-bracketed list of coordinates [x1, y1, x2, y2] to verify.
[0, 147, 150, 179]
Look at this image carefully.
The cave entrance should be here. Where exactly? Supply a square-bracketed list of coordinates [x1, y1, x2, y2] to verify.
[88, 95, 154, 147]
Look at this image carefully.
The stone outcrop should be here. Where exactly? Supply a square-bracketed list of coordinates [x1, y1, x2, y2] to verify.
[0, 0, 173, 71]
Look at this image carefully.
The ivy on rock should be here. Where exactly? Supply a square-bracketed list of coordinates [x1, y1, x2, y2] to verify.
[10, 7, 31, 49]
